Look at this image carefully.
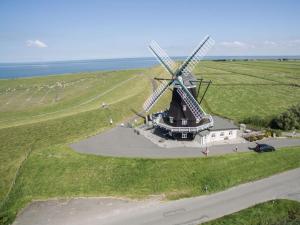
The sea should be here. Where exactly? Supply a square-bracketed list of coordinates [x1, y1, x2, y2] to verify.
[0, 56, 299, 79]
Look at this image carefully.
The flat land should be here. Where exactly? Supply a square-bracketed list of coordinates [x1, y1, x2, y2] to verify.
[0, 60, 300, 224]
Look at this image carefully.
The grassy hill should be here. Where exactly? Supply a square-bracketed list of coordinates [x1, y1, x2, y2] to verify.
[0, 60, 300, 224]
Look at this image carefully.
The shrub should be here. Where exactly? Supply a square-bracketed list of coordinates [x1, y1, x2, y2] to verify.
[273, 129, 282, 137]
[241, 116, 270, 128]
[264, 128, 282, 137]
[271, 104, 300, 130]
[264, 129, 272, 137]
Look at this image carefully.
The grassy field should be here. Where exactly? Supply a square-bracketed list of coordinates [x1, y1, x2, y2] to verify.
[204, 199, 300, 225]
[0, 60, 300, 224]
[196, 60, 300, 121]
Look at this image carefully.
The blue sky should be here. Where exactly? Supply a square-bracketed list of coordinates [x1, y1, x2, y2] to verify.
[0, 0, 299, 62]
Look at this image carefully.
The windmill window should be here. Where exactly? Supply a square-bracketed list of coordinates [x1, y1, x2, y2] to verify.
[169, 117, 174, 123]
[182, 133, 187, 139]
[211, 133, 216, 138]
[182, 119, 187, 125]
[196, 118, 200, 123]
[229, 131, 233, 135]
[220, 132, 225, 137]
[183, 105, 187, 111]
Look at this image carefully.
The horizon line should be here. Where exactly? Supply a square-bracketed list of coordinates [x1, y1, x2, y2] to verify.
[1, 54, 300, 64]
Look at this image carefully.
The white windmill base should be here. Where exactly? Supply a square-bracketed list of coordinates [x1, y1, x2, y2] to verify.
[140, 112, 241, 148]
[151, 113, 214, 138]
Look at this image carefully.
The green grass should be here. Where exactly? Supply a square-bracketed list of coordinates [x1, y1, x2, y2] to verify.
[0, 60, 300, 224]
[2, 146, 300, 224]
[0, 69, 150, 128]
[195, 60, 300, 121]
[203, 199, 300, 225]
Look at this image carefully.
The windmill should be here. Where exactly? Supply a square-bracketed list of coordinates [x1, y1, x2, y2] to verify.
[143, 36, 215, 139]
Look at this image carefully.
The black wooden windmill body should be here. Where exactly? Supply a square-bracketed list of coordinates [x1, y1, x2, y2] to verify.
[143, 36, 215, 139]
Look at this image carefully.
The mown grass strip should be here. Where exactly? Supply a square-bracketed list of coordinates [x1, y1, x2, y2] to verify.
[203, 199, 300, 225]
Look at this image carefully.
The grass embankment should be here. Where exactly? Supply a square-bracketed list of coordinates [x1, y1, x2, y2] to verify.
[204, 199, 300, 225]
[0, 60, 300, 224]
[0, 69, 149, 128]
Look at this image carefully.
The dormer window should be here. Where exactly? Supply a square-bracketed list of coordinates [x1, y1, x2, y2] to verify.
[182, 119, 187, 125]
[169, 116, 174, 123]
[183, 105, 187, 111]
[182, 133, 187, 139]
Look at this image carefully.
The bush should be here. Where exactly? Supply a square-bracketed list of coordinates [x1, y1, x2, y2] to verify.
[271, 104, 300, 130]
[241, 116, 270, 128]
[264, 128, 282, 137]
[242, 104, 300, 131]
[273, 129, 282, 137]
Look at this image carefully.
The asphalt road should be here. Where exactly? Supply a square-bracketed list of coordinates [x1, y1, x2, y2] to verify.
[14, 168, 300, 225]
[70, 127, 300, 158]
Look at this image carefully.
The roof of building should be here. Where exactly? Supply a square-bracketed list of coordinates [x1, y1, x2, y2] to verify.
[209, 116, 239, 131]
[182, 71, 197, 87]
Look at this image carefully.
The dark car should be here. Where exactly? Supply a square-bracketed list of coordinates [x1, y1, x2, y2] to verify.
[255, 144, 275, 153]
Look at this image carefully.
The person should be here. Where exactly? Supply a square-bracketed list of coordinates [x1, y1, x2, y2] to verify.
[204, 147, 209, 156]
[109, 118, 113, 125]
[235, 145, 238, 152]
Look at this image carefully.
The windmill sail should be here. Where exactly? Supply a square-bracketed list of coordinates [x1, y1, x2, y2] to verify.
[176, 88, 203, 119]
[149, 41, 177, 76]
[143, 80, 172, 112]
[178, 36, 215, 77]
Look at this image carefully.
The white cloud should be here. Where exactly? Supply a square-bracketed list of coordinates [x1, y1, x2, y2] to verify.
[263, 40, 277, 46]
[208, 38, 300, 55]
[286, 39, 300, 46]
[219, 41, 250, 48]
[262, 39, 300, 48]
[26, 39, 48, 48]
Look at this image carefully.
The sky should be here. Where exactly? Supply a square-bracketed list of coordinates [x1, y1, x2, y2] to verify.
[0, 0, 300, 62]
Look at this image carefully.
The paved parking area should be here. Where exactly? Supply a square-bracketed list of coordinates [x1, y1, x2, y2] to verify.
[70, 127, 300, 158]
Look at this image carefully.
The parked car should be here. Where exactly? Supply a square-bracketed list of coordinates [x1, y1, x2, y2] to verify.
[255, 144, 275, 153]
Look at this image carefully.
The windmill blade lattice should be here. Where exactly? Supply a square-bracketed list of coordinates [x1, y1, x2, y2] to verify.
[176, 88, 203, 119]
[181, 36, 215, 77]
[149, 41, 177, 75]
[143, 80, 171, 112]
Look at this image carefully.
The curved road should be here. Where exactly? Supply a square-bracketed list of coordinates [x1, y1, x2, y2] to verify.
[14, 168, 300, 225]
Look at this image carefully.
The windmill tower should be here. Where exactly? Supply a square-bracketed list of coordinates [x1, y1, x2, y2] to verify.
[143, 36, 215, 139]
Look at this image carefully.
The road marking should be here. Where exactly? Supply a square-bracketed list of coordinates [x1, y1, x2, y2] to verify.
[163, 208, 186, 217]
